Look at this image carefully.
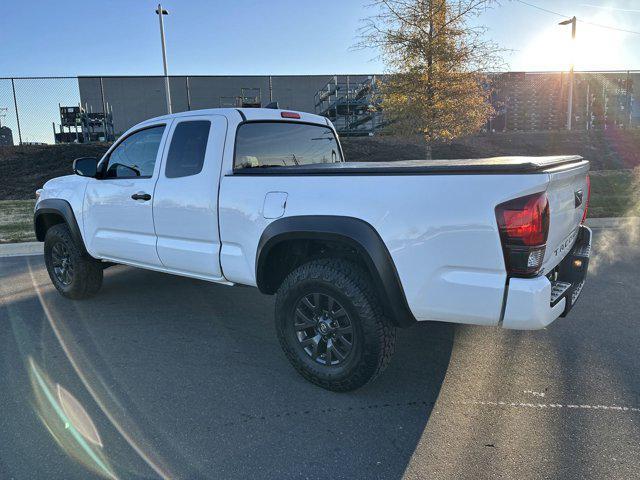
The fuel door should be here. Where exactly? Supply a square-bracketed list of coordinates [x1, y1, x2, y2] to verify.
[263, 192, 288, 219]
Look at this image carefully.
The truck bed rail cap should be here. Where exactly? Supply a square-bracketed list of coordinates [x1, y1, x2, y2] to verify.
[233, 155, 585, 176]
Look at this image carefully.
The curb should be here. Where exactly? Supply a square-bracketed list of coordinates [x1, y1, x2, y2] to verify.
[0, 217, 638, 258]
[0, 242, 43, 257]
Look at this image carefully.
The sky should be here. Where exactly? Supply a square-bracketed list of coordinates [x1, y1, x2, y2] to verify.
[1, 0, 639, 77]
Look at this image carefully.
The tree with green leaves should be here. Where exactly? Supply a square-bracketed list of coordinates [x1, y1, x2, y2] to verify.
[358, 0, 504, 157]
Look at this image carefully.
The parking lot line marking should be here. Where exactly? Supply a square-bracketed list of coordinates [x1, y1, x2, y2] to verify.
[217, 398, 640, 428]
[459, 400, 640, 413]
[523, 389, 545, 397]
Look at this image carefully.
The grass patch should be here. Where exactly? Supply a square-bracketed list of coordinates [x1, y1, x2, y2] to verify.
[0, 200, 36, 243]
[588, 169, 640, 218]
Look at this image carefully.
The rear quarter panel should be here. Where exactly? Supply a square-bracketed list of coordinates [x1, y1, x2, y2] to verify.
[219, 172, 551, 326]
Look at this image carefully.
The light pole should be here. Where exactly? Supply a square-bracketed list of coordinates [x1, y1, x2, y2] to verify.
[156, 4, 172, 114]
[559, 16, 576, 130]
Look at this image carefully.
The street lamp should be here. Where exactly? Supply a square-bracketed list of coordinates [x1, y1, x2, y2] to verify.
[559, 16, 576, 130]
[155, 4, 172, 114]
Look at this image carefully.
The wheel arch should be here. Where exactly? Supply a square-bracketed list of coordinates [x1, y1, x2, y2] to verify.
[34, 199, 87, 254]
[256, 215, 416, 327]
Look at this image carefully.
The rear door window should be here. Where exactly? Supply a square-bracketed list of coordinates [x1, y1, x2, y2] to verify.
[165, 120, 211, 178]
[234, 122, 342, 169]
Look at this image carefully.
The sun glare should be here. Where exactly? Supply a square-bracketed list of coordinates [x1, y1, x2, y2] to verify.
[518, 12, 627, 71]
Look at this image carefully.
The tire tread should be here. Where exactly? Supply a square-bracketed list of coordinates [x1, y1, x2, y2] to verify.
[44, 223, 103, 299]
[275, 258, 396, 391]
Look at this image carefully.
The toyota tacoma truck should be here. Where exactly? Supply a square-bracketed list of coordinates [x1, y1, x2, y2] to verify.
[34, 107, 592, 391]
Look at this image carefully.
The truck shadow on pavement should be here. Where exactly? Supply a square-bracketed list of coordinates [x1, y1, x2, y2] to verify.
[2, 257, 455, 479]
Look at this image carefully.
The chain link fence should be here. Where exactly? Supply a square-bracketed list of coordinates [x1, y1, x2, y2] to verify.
[0, 77, 81, 145]
[0, 72, 638, 146]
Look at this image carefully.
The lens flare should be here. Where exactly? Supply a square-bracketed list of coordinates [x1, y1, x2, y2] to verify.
[28, 357, 117, 480]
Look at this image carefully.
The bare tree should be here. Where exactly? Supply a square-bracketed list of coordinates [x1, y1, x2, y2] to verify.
[358, 0, 505, 157]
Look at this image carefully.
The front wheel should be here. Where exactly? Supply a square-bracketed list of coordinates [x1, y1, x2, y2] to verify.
[275, 258, 396, 391]
[44, 223, 103, 299]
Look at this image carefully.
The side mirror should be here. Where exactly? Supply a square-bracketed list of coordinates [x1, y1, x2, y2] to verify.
[73, 157, 98, 177]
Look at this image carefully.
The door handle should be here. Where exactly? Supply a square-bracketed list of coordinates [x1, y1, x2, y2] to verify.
[131, 192, 151, 201]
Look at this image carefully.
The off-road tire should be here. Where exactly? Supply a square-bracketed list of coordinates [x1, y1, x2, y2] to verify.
[44, 223, 103, 299]
[275, 258, 396, 391]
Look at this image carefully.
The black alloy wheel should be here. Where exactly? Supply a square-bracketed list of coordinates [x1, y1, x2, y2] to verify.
[294, 292, 354, 366]
[44, 223, 103, 299]
[275, 258, 397, 391]
[51, 241, 74, 286]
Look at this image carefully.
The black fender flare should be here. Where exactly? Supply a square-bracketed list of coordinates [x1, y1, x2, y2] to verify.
[256, 215, 416, 327]
[34, 199, 87, 254]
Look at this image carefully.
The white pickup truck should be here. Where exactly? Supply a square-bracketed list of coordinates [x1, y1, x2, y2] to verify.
[34, 107, 592, 391]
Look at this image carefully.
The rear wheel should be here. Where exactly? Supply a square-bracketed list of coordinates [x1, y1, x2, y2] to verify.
[275, 258, 396, 391]
[44, 223, 103, 299]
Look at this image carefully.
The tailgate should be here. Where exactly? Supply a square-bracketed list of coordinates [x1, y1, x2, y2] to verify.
[543, 160, 590, 273]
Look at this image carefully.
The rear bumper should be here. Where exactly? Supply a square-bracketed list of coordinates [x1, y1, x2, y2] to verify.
[502, 226, 592, 330]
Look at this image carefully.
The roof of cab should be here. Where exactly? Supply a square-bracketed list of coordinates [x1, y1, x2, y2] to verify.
[138, 107, 330, 128]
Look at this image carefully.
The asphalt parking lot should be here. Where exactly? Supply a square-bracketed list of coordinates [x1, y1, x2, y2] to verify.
[1, 229, 639, 480]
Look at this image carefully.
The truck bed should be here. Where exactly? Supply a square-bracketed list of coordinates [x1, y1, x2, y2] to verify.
[233, 155, 584, 175]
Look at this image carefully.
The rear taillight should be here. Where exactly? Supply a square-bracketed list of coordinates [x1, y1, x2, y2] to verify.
[495, 192, 550, 277]
[581, 174, 591, 224]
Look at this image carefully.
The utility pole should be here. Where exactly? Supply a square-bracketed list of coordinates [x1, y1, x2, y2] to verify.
[559, 16, 576, 130]
[156, 4, 172, 114]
